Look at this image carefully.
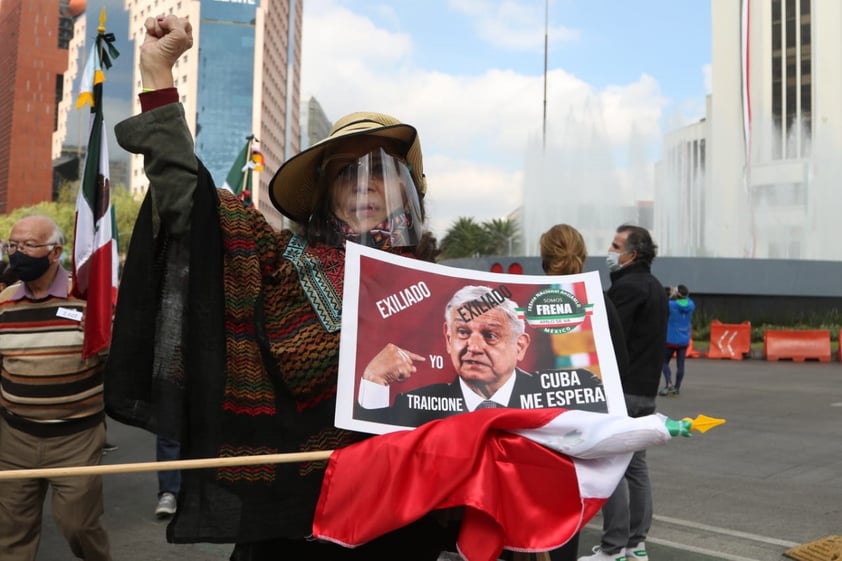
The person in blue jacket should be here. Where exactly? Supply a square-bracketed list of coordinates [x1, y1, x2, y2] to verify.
[660, 284, 696, 396]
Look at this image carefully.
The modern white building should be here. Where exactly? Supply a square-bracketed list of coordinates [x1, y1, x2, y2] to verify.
[654, 103, 709, 256]
[53, 8, 86, 162]
[124, 0, 301, 230]
[658, 0, 840, 260]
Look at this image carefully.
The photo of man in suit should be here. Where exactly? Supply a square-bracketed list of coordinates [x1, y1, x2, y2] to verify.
[357, 285, 605, 427]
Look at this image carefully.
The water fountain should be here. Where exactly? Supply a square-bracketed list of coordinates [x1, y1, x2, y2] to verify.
[521, 104, 841, 262]
[743, 112, 840, 261]
[519, 100, 644, 258]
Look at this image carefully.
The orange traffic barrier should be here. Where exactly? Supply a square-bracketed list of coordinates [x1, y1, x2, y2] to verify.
[686, 338, 702, 358]
[707, 320, 751, 360]
[763, 329, 831, 362]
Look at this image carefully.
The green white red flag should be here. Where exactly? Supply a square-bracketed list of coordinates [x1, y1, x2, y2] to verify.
[222, 135, 262, 207]
[72, 9, 120, 359]
[313, 408, 674, 560]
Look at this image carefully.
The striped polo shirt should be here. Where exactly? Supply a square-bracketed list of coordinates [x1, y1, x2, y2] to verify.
[0, 266, 106, 436]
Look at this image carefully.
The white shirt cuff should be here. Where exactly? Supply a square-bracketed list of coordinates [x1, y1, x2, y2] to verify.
[358, 378, 391, 409]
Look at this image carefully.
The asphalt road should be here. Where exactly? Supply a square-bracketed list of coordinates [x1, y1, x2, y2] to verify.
[33, 358, 842, 561]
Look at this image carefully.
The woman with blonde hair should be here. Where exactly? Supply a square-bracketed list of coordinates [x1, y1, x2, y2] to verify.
[540, 224, 588, 276]
[538, 224, 629, 561]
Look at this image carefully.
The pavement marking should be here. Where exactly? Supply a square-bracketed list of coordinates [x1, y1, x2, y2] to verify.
[645, 536, 764, 561]
[653, 514, 800, 547]
[586, 514, 800, 561]
[831, 402, 842, 407]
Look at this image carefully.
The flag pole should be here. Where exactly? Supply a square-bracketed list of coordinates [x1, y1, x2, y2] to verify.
[240, 134, 254, 192]
[95, 7, 107, 222]
[0, 450, 335, 480]
[0, 413, 725, 481]
[542, 0, 548, 153]
[97, 8, 106, 57]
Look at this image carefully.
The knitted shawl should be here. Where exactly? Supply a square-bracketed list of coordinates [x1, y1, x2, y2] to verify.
[106, 162, 368, 543]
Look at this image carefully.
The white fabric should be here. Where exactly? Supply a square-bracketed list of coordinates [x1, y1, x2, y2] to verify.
[458, 373, 515, 411]
[513, 410, 671, 498]
[357, 369, 517, 411]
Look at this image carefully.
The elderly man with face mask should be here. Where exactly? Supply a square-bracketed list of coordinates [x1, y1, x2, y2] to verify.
[0, 215, 111, 561]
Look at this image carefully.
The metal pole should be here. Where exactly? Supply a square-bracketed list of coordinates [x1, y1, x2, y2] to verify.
[543, 0, 548, 152]
[242, 135, 254, 191]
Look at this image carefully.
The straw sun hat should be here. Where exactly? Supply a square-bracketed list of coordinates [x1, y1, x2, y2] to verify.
[269, 111, 427, 224]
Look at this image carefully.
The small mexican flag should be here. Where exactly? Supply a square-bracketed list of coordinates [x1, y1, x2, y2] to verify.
[222, 135, 262, 207]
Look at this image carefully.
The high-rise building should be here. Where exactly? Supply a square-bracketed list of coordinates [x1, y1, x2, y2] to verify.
[658, 0, 839, 260]
[304, 96, 332, 149]
[125, 0, 301, 230]
[0, 0, 82, 212]
[54, 5, 86, 175]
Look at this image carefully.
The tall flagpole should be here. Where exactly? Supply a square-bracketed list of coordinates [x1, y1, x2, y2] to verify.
[542, 0, 548, 153]
[241, 134, 254, 191]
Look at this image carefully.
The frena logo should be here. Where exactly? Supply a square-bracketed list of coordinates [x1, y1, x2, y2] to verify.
[524, 287, 594, 334]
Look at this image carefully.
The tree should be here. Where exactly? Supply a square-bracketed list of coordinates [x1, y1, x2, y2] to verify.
[110, 186, 143, 255]
[439, 217, 486, 259]
[482, 218, 519, 256]
[439, 216, 520, 259]
[0, 180, 142, 260]
[0, 199, 75, 255]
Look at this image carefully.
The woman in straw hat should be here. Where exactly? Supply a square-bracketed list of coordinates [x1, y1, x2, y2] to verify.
[107, 14, 453, 561]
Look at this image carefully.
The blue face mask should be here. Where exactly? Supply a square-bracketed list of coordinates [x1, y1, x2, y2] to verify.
[9, 251, 51, 282]
[605, 251, 623, 273]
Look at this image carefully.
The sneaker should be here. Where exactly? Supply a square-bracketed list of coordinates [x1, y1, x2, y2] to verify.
[578, 546, 627, 561]
[625, 542, 648, 560]
[673, 387, 680, 396]
[155, 492, 177, 518]
[658, 386, 673, 396]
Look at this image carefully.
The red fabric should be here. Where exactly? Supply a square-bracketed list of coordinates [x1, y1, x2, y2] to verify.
[81, 242, 114, 358]
[313, 408, 604, 561]
[139, 87, 178, 112]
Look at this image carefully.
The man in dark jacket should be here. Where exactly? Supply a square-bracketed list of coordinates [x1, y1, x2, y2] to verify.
[579, 224, 668, 561]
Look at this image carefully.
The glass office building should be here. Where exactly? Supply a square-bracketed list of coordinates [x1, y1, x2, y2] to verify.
[125, 0, 301, 229]
[195, 2, 258, 184]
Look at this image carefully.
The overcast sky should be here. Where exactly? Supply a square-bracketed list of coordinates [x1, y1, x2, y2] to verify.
[78, 0, 711, 238]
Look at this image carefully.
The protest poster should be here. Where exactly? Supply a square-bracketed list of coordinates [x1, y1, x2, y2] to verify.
[336, 243, 627, 434]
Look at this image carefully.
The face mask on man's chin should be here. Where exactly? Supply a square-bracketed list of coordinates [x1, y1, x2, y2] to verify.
[605, 251, 624, 273]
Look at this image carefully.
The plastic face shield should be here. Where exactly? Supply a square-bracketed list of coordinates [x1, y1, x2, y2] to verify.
[323, 147, 423, 247]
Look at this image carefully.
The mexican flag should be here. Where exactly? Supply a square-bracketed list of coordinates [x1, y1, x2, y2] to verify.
[313, 408, 672, 561]
[222, 135, 262, 207]
[72, 9, 120, 359]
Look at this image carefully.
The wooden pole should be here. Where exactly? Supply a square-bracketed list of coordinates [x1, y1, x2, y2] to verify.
[0, 450, 333, 480]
